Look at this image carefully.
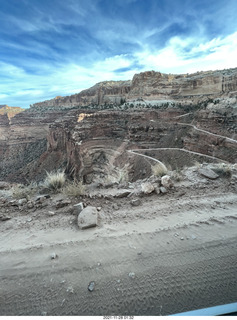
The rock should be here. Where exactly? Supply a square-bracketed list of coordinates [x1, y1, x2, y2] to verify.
[0, 215, 11, 221]
[154, 186, 161, 194]
[128, 272, 136, 279]
[198, 168, 219, 180]
[38, 196, 47, 204]
[130, 199, 141, 206]
[141, 182, 155, 194]
[0, 197, 6, 204]
[160, 186, 167, 194]
[114, 190, 131, 198]
[66, 286, 74, 294]
[73, 202, 84, 214]
[96, 207, 102, 211]
[78, 206, 98, 229]
[18, 198, 27, 206]
[27, 201, 34, 209]
[56, 199, 71, 209]
[35, 194, 50, 201]
[51, 253, 58, 259]
[9, 200, 17, 206]
[48, 211, 55, 216]
[161, 175, 173, 188]
[88, 281, 95, 292]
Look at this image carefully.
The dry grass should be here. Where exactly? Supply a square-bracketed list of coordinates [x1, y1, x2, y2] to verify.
[62, 180, 86, 197]
[151, 163, 168, 177]
[12, 182, 38, 199]
[106, 164, 130, 184]
[43, 170, 66, 192]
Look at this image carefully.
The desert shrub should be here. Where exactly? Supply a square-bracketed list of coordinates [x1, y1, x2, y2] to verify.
[43, 170, 66, 191]
[194, 161, 201, 168]
[12, 182, 38, 199]
[151, 163, 167, 177]
[171, 170, 183, 182]
[62, 180, 86, 196]
[106, 164, 130, 184]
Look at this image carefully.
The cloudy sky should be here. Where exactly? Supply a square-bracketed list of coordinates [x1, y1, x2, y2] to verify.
[1, 0, 237, 108]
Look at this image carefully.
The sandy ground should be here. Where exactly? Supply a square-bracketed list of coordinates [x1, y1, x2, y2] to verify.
[0, 168, 237, 316]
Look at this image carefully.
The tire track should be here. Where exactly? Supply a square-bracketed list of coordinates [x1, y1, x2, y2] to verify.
[0, 225, 237, 316]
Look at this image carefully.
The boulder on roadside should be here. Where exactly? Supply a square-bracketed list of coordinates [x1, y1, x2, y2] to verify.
[161, 175, 173, 188]
[160, 186, 168, 194]
[130, 199, 141, 206]
[78, 206, 98, 230]
[198, 168, 219, 180]
[141, 182, 155, 194]
[114, 190, 131, 198]
[73, 202, 84, 215]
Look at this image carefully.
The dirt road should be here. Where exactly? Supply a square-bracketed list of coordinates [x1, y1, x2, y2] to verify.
[1, 191, 237, 315]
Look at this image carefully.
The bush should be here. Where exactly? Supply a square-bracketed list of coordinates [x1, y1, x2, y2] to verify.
[62, 180, 86, 196]
[12, 182, 38, 199]
[106, 164, 130, 184]
[44, 170, 66, 191]
[151, 163, 167, 177]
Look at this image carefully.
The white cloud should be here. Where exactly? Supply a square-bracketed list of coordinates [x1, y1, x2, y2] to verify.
[1, 30, 237, 108]
[133, 31, 237, 74]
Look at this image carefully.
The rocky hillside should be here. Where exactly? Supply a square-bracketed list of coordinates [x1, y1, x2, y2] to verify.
[0, 105, 25, 119]
[31, 68, 237, 110]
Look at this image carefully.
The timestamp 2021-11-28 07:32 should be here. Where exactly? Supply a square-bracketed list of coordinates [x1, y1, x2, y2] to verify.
[103, 316, 134, 320]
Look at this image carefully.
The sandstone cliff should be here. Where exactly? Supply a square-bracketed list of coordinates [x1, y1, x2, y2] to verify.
[0, 105, 25, 119]
[31, 68, 237, 110]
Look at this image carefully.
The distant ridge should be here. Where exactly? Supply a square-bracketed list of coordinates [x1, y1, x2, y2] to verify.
[30, 67, 237, 110]
[0, 105, 25, 119]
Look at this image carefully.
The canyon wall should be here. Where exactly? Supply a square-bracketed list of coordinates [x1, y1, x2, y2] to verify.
[1, 67, 237, 183]
[31, 68, 237, 109]
[35, 107, 237, 184]
[0, 110, 68, 182]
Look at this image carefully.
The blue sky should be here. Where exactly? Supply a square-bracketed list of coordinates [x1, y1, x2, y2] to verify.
[1, 0, 237, 108]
